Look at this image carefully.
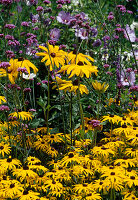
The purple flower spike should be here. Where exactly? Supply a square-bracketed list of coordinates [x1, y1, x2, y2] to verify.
[57, 11, 72, 25]
[90, 27, 98, 37]
[93, 39, 102, 47]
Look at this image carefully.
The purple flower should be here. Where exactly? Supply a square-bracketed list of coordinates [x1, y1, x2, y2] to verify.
[57, 11, 72, 25]
[23, 88, 32, 93]
[0, 105, 10, 111]
[29, 108, 36, 112]
[103, 64, 109, 69]
[5, 24, 16, 29]
[93, 39, 102, 47]
[50, 28, 60, 41]
[124, 24, 136, 42]
[75, 28, 88, 40]
[57, 4, 62, 8]
[43, 0, 51, 3]
[127, 10, 133, 14]
[120, 69, 135, 86]
[0, 62, 10, 69]
[108, 15, 114, 21]
[90, 27, 98, 37]
[21, 21, 30, 27]
[36, 6, 43, 12]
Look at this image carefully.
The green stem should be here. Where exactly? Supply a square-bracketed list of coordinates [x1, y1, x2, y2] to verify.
[46, 66, 50, 134]
[69, 92, 73, 146]
[77, 78, 85, 135]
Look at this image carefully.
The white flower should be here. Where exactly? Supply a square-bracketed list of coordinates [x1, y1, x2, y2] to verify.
[23, 73, 36, 80]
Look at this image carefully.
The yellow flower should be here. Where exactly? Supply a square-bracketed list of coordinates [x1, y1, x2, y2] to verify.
[9, 111, 33, 121]
[26, 156, 41, 165]
[42, 179, 63, 197]
[58, 61, 98, 78]
[0, 179, 23, 199]
[0, 142, 11, 157]
[67, 51, 94, 65]
[73, 183, 93, 195]
[36, 43, 66, 71]
[92, 80, 109, 93]
[125, 175, 138, 188]
[0, 59, 18, 84]
[102, 114, 121, 124]
[13, 165, 38, 183]
[19, 190, 40, 200]
[16, 58, 38, 74]
[58, 79, 89, 95]
[0, 157, 21, 172]
[0, 96, 6, 104]
[85, 192, 102, 200]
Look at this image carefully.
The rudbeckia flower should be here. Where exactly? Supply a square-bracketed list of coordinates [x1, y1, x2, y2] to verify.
[36, 43, 66, 70]
[0, 179, 23, 199]
[18, 190, 40, 200]
[0, 96, 6, 104]
[16, 58, 38, 74]
[67, 50, 94, 65]
[9, 111, 33, 121]
[92, 80, 109, 93]
[0, 59, 18, 84]
[0, 142, 11, 157]
[58, 79, 89, 95]
[58, 61, 98, 78]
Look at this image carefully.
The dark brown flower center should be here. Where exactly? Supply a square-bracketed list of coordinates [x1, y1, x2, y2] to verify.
[73, 49, 77, 54]
[122, 117, 126, 120]
[110, 172, 115, 175]
[83, 183, 87, 187]
[58, 166, 63, 170]
[83, 165, 87, 169]
[133, 128, 136, 130]
[99, 181, 103, 185]
[31, 159, 34, 161]
[10, 183, 15, 188]
[122, 124, 127, 128]
[85, 126, 88, 130]
[68, 152, 74, 158]
[23, 190, 28, 195]
[0, 146, 4, 150]
[7, 158, 12, 162]
[109, 114, 114, 117]
[130, 117, 134, 120]
[18, 57, 24, 61]
[136, 134, 138, 137]
[52, 180, 56, 184]
[73, 79, 79, 86]
[77, 61, 83, 66]
[50, 135, 54, 138]
[41, 141, 45, 144]
[23, 166, 29, 170]
[130, 176, 135, 180]
[51, 53, 56, 58]
[127, 169, 132, 172]
[101, 146, 108, 150]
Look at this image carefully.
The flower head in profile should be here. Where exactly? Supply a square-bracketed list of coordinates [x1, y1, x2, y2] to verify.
[36, 43, 66, 71]
[9, 111, 33, 121]
[58, 61, 98, 78]
[92, 80, 109, 93]
[58, 79, 89, 95]
[0, 96, 6, 104]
